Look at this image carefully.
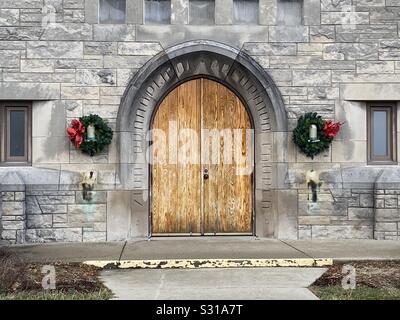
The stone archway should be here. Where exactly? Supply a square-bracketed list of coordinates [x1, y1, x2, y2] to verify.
[116, 40, 289, 238]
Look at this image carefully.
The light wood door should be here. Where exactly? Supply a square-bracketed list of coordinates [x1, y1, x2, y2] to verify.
[151, 78, 253, 235]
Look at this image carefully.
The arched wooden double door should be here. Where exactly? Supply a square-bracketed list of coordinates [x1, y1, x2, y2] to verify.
[151, 78, 253, 235]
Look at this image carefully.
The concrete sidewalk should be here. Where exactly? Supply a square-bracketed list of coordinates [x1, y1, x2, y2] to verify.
[3, 238, 400, 263]
[100, 268, 327, 300]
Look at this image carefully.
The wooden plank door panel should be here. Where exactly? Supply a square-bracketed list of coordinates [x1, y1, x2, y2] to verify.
[152, 80, 201, 234]
[202, 79, 253, 234]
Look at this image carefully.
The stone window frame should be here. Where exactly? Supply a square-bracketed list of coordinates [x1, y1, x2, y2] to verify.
[367, 102, 397, 165]
[0, 101, 32, 166]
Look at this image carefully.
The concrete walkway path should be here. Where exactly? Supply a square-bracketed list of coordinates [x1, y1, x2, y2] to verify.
[4, 238, 400, 263]
[100, 267, 327, 300]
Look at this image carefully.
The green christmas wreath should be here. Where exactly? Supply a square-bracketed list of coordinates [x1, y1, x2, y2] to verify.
[293, 112, 342, 159]
[67, 114, 113, 157]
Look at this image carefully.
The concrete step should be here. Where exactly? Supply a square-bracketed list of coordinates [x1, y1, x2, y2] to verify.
[84, 257, 332, 269]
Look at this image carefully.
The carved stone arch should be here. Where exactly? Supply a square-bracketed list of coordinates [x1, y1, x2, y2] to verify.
[116, 40, 289, 238]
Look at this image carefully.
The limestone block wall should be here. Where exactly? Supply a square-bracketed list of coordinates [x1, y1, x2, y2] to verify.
[374, 188, 400, 240]
[0, 0, 400, 242]
[0, 191, 26, 243]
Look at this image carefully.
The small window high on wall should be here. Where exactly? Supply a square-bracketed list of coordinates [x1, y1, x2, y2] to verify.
[233, 0, 259, 25]
[367, 103, 397, 164]
[189, 0, 215, 25]
[277, 0, 302, 25]
[99, 0, 126, 24]
[0, 102, 32, 165]
[145, 0, 171, 24]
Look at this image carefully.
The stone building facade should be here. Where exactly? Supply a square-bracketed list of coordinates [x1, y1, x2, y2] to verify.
[0, 0, 400, 243]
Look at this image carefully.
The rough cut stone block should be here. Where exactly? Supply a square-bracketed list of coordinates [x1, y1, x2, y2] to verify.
[312, 225, 373, 239]
[298, 216, 331, 225]
[359, 193, 374, 208]
[0, 50, 20, 68]
[25, 228, 82, 242]
[0, 27, 42, 40]
[68, 204, 106, 224]
[0, 9, 19, 26]
[21, 59, 54, 73]
[385, 197, 398, 208]
[40, 205, 67, 214]
[2, 220, 24, 230]
[356, 61, 394, 74]
[0, 0, 43, 8]
[53, 214, 67, 223]
[63, 0, 84, 9]
[27, 215, 53, 229]
[77, 69, 117, 86]
[83, 231, 106, 242]
[93, 25, 136, 41]
[348, 208, 373, 220]
[310, 26, 335, 42]
[323, 43, 378, 61]
[293, 70, 331, 86]
[27, 41, 83, 59]
[1, 230, 16, 241]
[36, 195, 75, 205]
[103, 55, 151, 69]
[2, 192, 14, 201]
[41, 23, 92, 41]
[118, 42, 163, 55]
[55, 58, 103, 69]
[243, 43, 296, 56]
[375, 209, 400, 222]
[84, 42, 117, 55]
[61, 86, 99, 100]
[375, 222, 397, 232]
[269, 26, 309, 43]
[2, 202, 24, 216]
[321, 12, 370, 25]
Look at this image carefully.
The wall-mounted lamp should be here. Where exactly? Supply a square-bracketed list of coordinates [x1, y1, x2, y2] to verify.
[306, 169, 322, 203]
[80, 171, 97, 201]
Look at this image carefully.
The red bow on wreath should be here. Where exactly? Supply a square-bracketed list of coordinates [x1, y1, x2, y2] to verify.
[323, 120, 343, 139]
[67, 119, 85, 148]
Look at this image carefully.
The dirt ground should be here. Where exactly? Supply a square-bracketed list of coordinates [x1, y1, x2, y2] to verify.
[313, 261, 400, 289]
[0, 249, 111, 295]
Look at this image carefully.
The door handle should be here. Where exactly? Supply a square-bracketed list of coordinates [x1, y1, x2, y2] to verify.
[203, 168, 209, 180]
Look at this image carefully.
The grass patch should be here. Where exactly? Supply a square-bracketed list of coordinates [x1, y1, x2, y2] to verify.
[0, 289, 113, 300]
[0, 248, 113, 300]
[311, 285, 400, 300]
[312, 261, 400, 300]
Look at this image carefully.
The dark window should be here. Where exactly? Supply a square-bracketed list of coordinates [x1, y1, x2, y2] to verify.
[0, 102, 32, 165]
[367, 103, 397, 164]
[189, 0, 215, 25]
[145, 0, 171, 24]
[99, 0, 126, 24]
[277, 0, 303, 26]
[233, 0, 259, 25]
